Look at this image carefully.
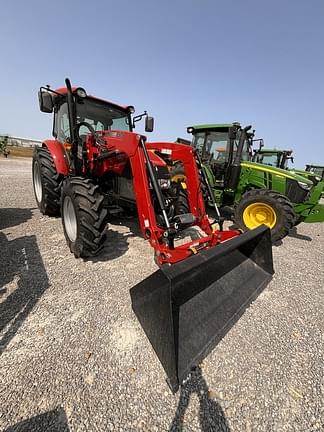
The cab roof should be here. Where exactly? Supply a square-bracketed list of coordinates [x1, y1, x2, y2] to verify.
[54, 86, 132, 112]
[257, 148, 292, 154]
[306, 164, 324, 168]
[188, 123, 241, 133]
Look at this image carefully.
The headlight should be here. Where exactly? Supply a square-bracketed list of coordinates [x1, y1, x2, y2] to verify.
[315, 176, 321, 182]
[297, 181, 312, 190]
[76, 87, 87, 98]
[158, 178, 171, 189]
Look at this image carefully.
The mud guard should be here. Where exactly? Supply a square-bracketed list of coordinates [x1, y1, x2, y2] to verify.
[43, 140, 69, 175]
[130, 225, 274, 393]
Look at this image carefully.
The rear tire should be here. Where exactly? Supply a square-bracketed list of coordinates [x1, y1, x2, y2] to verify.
[170, 164, 209, 204]
[170, 162, 186, 183]
[175, 188, 190, 214]
[32, 147, 63, 216]
[61, 177, 108, 258]
[234, 189, 295, 243]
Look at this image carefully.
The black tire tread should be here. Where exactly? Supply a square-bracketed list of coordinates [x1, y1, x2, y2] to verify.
[170, 162, 186, 179]
[234, 189, 295, 243]
[175, 188, 190, 214]
[170, 164, 209, 204]
[33, 146, 63, 216]
[61, 177, 107, 258]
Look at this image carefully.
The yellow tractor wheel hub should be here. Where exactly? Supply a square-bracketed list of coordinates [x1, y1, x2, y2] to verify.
[243, 202, 277, 229]
[171, 174, 186, 183]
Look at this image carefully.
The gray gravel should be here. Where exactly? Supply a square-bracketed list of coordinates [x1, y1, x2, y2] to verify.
[0, 157, 323, 432]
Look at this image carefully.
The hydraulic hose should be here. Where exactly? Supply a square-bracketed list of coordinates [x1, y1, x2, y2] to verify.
[196, 151, 223, 230]
[140, 137, 171, 229]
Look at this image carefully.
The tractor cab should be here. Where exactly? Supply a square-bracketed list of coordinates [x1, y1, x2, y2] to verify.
[251, 141, 294, 170]
[54, 93, 133, 140]
[187, 123, 253, 189]
[38, 83, 153, 175]
[305, 164, 324, 180]
[185, 122, 324, 244]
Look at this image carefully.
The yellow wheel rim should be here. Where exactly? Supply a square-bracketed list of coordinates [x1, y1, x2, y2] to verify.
[243, 202, 277, 229]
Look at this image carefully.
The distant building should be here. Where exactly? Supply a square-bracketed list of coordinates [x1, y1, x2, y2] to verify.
[0, 135, 42, 148]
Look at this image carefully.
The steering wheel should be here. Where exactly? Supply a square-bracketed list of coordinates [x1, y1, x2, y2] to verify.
[76, 121, 97, 138]
[76, 121, 107, 147]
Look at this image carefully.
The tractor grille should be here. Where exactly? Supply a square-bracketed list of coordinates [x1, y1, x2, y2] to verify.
[308, 175, 319, 185]
[285, 179, 309, 203]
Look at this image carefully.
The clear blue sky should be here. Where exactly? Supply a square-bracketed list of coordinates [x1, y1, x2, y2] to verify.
[1, 0, 323, 167]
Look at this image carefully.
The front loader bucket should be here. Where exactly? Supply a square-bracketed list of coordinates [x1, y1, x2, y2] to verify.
[130, 225, 274, 392]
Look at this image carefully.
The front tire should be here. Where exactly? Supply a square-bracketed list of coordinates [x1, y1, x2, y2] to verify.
[234, 189, 295, 243]
[32, 147, 63, 216]
[61, 177, 108, 258]
[175, 188, 189, 214]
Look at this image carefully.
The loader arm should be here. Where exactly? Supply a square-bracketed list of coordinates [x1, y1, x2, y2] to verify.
[85, 130, 241, 265]
[129, 137, 241, 265]
[129, 135, 274, 391]
[121, 138, 274, 393]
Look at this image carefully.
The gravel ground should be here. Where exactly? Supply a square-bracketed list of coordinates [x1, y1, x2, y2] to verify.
[0, 157, 323, 432]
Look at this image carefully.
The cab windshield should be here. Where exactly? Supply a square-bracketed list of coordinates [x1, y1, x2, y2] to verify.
[254, 153, 279, 167]
[309, 166, 324, 176]
[76, 98, 131, 135]
[192, 130, 250, 163]
[55, 97, 131, 143]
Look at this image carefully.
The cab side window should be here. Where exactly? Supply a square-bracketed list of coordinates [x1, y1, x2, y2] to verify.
[55, 103, 70, 143]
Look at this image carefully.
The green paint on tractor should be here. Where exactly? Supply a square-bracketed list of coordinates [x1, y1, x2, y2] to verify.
[173, 123, 324, 242]
[252, 145, 324, 199]
[252, 145, 294, 170]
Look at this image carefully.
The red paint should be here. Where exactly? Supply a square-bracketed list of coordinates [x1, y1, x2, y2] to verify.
[54, 87, 130, 111]
[82, 130, 242, 265]
[43, 140, 69, 175]
[42, 91, 242, 264]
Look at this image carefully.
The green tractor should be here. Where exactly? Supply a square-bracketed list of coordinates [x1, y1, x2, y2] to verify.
[291, 164, 324, 185]
[305, 164, 324, 178]
[252, 142, 324, 197]
[251, 141, 294, 170]
[173, 123, 324, 242]
[291, 165, 324, 199]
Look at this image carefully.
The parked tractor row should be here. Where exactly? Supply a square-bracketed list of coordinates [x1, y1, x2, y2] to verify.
[252, 141, 324, 179]
[252, 141, 324, 191]
[173, 123, 324, 242]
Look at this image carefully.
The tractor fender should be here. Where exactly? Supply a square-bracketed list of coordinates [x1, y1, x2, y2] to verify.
[42, 140, 69, 176]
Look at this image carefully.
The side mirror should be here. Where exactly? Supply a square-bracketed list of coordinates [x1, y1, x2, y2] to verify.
[38, 90, 53, 113]
[145, 116, 154, 132]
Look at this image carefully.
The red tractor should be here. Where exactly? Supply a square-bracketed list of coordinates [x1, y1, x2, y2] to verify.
[33, 79, 274, 392]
